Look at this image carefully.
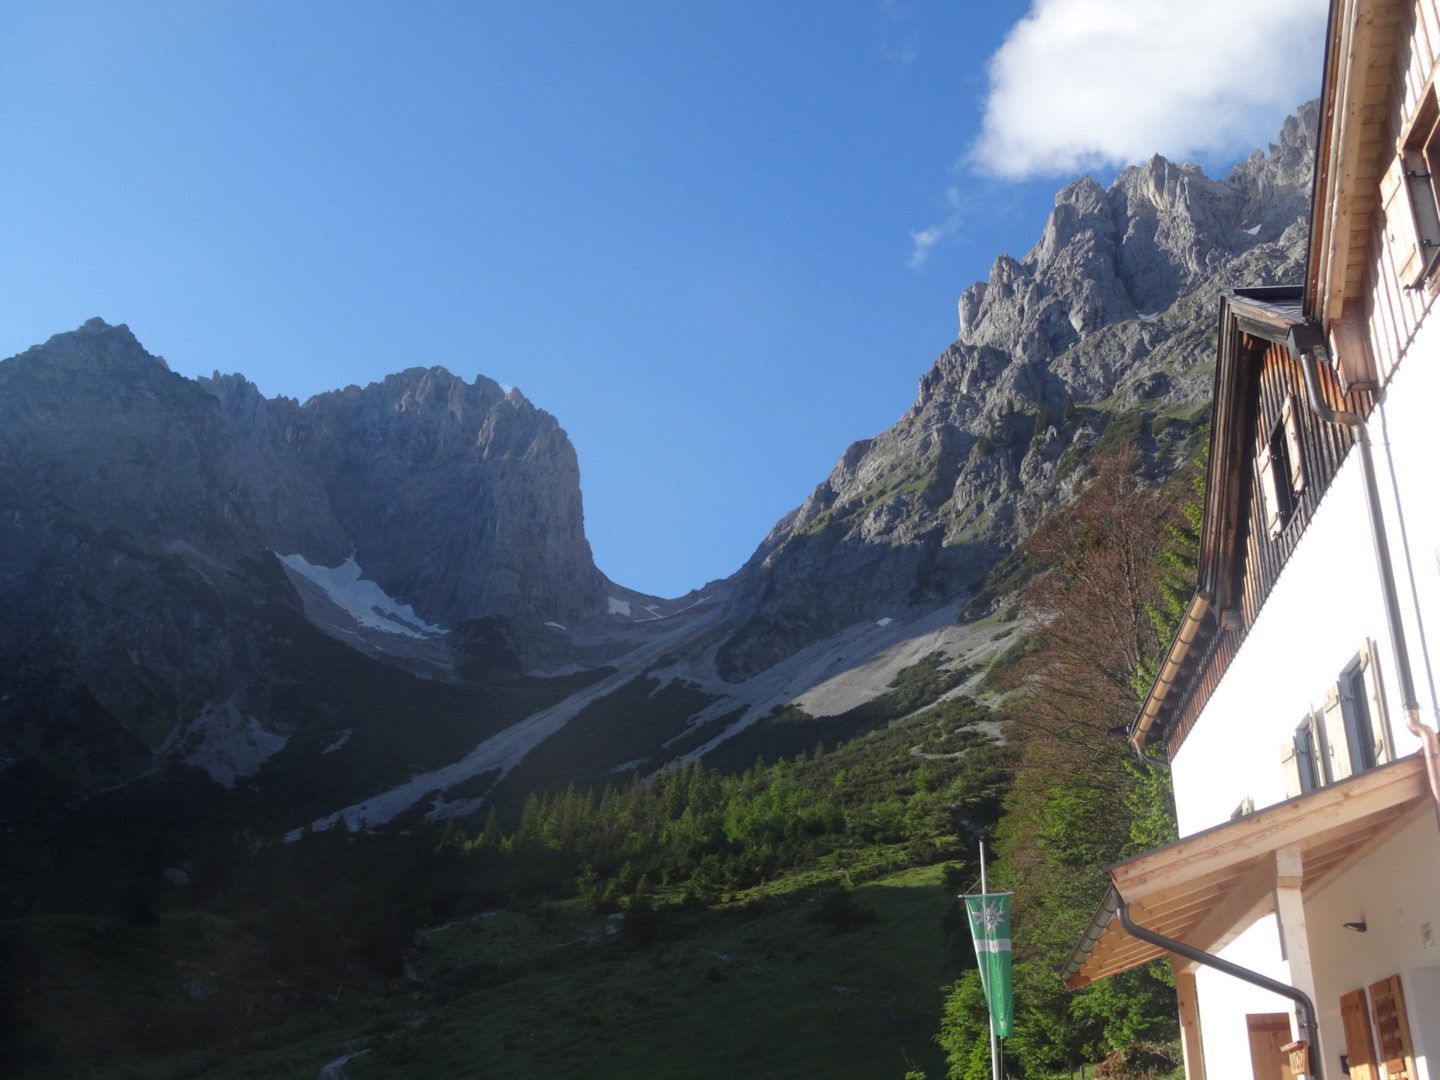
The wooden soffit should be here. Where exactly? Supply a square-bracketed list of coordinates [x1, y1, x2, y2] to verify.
[1308, 0, 1407, 320]
[1063, 753, 1430, 989]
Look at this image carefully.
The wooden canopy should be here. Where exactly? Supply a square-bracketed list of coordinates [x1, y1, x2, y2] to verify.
[1062, 753, 1430, 989]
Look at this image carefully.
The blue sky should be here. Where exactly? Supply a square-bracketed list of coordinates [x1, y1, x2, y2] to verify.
[1, 1, 1326, 598]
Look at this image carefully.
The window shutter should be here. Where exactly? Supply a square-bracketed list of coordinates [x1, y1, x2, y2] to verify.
[1367, 975, 1416, 1080]
[1256, 440, 1282, 538]
[1339, 988, 1378, 1080]
[1383, 153, 1427, 286]
[1280, 738, 1303, 798]
[1281, 394, 1305, 495]
[1359, 641, 1394, 764]
[1322, 688, 1352, 781]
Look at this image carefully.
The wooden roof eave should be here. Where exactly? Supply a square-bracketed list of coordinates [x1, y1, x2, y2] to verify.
[1061, 753, 1430, 989]
[1305, 0, 1347, 320]
[1130, 293, 1302, 752]
[1306, 0, 1405, 322]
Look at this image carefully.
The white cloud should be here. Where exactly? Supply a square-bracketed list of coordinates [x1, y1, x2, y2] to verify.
[907, 187, 965, 268]
[971, 0, 1327, 179]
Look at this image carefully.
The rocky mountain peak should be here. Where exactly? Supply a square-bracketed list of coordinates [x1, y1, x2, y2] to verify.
[717, 102, 1319, 681]
[299, 363, 605, 625]
[17, 317, 168, 379]
[958, 100, 1317, 357]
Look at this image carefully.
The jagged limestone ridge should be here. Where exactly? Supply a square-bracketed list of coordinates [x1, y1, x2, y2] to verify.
[714, 103, 1318, 681]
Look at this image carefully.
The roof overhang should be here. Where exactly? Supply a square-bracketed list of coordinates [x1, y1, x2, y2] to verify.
[1130, 289, 1304, 751]
[1063, 753, 1430, 989]
[1306, 0, 1407, 323]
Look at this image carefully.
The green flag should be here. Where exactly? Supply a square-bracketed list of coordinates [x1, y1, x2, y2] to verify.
[963, 892, 1014, 1037]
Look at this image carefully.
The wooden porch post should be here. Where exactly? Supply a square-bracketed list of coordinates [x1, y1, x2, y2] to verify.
[1175, 966, 1208, 1080]
[1273, 844, 1318, 1071]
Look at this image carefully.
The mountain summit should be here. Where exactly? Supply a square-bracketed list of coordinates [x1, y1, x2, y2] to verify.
[0, 103, 1318, 825]
[714, 101, 1317, 680]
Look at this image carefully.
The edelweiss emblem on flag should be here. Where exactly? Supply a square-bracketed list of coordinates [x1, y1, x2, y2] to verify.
[976, 900, 1005, 932]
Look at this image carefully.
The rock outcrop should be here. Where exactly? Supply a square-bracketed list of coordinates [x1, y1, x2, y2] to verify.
[0, 320, 613, 787]
[714, 102, 1318, 679]
[0, 104, 1322, 817]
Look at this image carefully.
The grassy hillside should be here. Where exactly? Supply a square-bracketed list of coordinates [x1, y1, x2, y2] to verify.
[2, 668, 1006, 1080]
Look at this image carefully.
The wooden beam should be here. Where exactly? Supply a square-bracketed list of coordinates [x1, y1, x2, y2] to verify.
[1110, 756, 1427, 901]
[1176, 857, 1277, 956]
[1176, 969, 1208, 1080]
[1273, 845, 1319, 1034]
[1303, 801, 1429, 901]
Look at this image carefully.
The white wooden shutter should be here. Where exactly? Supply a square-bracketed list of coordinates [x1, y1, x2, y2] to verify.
[1359, 641, 1394, 764]
[1280, 737, 1303, 798]
[1322, 687, 1353, 781]
[1383, 153, 1426, 287]
[1257, 439, 1282, 538]
[1281, 394, 1305, 495]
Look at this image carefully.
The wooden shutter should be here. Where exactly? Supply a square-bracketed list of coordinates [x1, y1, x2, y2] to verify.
[1322, 687, 1353, 781]
[1359, 641, 1394, 764]
[1281, 394, 1305, 495]
[1257, 438, 1283, 538]
[1383, 153, 1425, 286]
[1339, 988, 1378, 1080]
[1368, 975, 1417, 1080]
[1280, 737, 1303, 798]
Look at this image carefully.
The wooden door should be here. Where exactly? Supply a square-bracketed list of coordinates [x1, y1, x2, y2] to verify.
[1246, 1013, 1297, 1080]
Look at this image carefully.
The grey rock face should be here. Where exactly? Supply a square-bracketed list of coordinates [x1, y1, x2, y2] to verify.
[716, 102, 1318, 680]
[0, 103, 1323, 808]
[0, 320, 611, 783]
[296, 368, 604, 626]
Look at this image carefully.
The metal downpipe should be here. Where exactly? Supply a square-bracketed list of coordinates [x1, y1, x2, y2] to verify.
[1116, 901, 1322, 1080]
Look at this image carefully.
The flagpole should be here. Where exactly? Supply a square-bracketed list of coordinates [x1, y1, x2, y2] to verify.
[980, 841, 1001, 1080]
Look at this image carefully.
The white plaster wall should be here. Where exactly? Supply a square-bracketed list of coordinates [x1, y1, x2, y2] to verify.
[1169, 295, 1440, 1080]
[1191, 916, 1296, 1077]
[1185, 817, 1440, 1080]
[1172, 456, 1413, 835]
[1371, 310, 1440, 735]
[1172, 309, 1440, 836]
[1304, 813, 1440, 1080]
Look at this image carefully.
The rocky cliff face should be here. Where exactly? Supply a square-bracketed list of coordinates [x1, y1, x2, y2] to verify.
[1, 105, 1321, 825]
[0, 321, 612, 788]
[198, 364, 605, 626]
[715, 103, 1317, 679]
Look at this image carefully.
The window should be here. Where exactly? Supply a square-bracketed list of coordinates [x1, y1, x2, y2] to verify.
[1322, 642, 1393, 782]
[1256, 395, 1305, 539]
[1281, 642, 1392, 797]
[1283, 711, 1328, 797]
[1382, 85, 1440, 288]
[1338, 655, 1379, 772]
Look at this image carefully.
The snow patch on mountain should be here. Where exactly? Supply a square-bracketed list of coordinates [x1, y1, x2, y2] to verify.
[278, 553, 446, 637]
[161, 701, 288, 789]
[607, 596, 632, 616]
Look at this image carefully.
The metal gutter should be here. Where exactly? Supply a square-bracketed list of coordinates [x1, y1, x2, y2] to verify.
[1131, 592, 1211, 748]
[1115, 900, 1323, 1080]
[1059, 885, 1121, 986]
